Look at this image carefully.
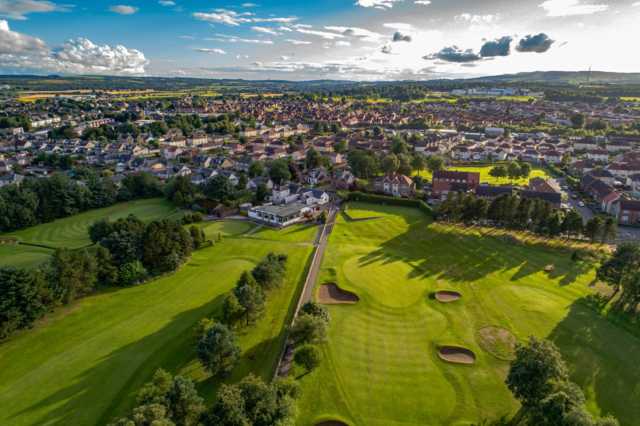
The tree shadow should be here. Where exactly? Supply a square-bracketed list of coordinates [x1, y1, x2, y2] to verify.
[10, 294, 226, 426]
[548, 299, 640, 425]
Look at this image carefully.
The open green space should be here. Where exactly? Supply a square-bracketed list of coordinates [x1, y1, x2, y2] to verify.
[297, 203, 640, 426]
[418, 164, 551, 187]
[3, 198, 181, 251]
[0, 244, 53, 269]
[0, 220, 315, 426]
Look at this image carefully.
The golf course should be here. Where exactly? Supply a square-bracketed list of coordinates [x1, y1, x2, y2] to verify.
[297, 202, 640, 426]
[0, 216, 316, 425]
[0, 198, 182, 269]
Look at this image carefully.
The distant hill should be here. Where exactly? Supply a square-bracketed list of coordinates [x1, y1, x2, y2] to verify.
[464, 71, 640, 85]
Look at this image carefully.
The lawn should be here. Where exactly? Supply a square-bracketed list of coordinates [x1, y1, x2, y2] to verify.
[3, 198, 181, 250]
[418, 164, 551, 187]
[0, 220, 315, 426]
[296, 203, 640, 426]
[0, 243, 53, 269]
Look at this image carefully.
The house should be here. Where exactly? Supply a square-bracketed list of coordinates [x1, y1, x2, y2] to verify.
[306, 168, 329, 186]
[521, 190, 562, 208]
[248, 203, 313, 227]
[334, 169, 356, 190]
[372, 174, 415, 197]
[271, 184, 301, 205]
[528, 177, 562, 194]
[585, 149, 609, 163]
[431, 170, 480, 198]
[300, 189, 330, 206]
[616, 199, 640, 226]
[582, 175, 620, 213]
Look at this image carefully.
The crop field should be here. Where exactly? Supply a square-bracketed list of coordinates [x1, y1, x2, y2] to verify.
[418, 164, 551, 186]
[0, 220, 316, 426]
[296, 203, 640, 426]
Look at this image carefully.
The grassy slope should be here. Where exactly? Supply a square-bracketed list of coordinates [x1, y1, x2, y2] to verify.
[418, 165, 550, 187]
[0, 221, 316, 426]
[0, 244, 54, 269]
[296, 203, 640, 426]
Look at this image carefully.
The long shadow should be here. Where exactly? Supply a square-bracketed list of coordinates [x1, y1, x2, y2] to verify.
[353, 210, 591, 286]
[548, 299, 640, 425]
[10, 294, 226, 426]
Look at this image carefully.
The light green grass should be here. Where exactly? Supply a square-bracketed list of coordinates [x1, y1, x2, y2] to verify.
[3, 199, 180, 250]
[0, 244, 53, 269]
[0, 222, 315, 426]
[296, 203, 640, 426]
[418, 165, 551, 187]
[199, 220, 256, 239]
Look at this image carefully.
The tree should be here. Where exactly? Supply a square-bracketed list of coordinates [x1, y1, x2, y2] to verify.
[165, 176, 199, 208]
[584, 217, 604, 243]
[506, 336, 568, 411]
[254, 183, 268, 204]
[305, 147, 321, 170]
[601, 217, 617, 244]
[222, 293, 244, 326]
[289, 313, 327, 344]
[189, 225, 205, 249]
[142, 220, 193, 273]
[233, 271, 265, 325]
[507, 162, 522, 183]
[397, 154, 413, 176]
[118, 261, 148, 286]
[391, 137, 409, 155]
[197, 323, 240, 377]
[519, 162, 532, 180]
[0, 268, 49, 340]
[300, 301, 330, 323]
[570, 113, 586, 129]
[411, 155, 425, 173]
[347, 150, 379, 179]
[251, 253, 287, 290]
[294, 345, 321, 374]
[248, 160, 265, 178]
[381, 154, 400, 175]
[561, 210, 583, 238]
[268, 159, 291, 185]
[426, 156, 445, 174]
[47, 248, 97, 304]
[204, 175, 234, 204]
[333, 140, 348, 154]
[95, 246, 118, 286]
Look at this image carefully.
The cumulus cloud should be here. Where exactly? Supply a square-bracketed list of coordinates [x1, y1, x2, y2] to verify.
[539, 0, 608, 17]
[195, 47, 227, 55]
[158, 0, 175, 6]
[355, 0, 403, 9]
[425, 46, 481, 63]
[455, 13, 498, 24]
[109, 5, 138, 15]
[285, 39, 311, 45]
[392, 31, 412, 42]
[0, 0, 67, 20]
[324, 26, 384, 43]
[296, 28, 345, 40]
[51, 38, 148, 74]
[193, 9, 296, 26]
[335, 40, 351, 47]
[0, 19, 47, 54]
[479, 36, 512, 57]
[516, 33, 555, 52]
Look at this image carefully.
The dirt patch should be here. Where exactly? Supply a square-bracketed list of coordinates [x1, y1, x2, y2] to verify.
[434, 290, 462, 303]
[317, 283, 359, 305]
[437, 346, 476, 365]
[477, 326, 517, 361]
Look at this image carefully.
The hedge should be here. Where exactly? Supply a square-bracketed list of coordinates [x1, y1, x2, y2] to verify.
[342, 191, 433, 216]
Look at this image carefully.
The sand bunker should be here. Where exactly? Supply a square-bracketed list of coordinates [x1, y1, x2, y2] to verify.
[437, 346, 476, 365]
[317, 283, 359, 305]
[434, 290, 462, 303]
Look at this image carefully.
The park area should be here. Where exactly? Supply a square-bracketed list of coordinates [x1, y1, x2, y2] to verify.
[418, 164, 550, 186]
[297, 202, 640, 426]
[0, 215, 317, 425]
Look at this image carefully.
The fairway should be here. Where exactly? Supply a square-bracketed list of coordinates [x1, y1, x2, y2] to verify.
[419, 164, 550, 186]
[296, 203, 640, 426]
[3, 198, 181, 250]
[0, 221, 315, 426]
[0, 243, 53, 269]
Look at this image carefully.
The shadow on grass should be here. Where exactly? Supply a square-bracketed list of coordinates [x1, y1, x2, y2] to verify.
[355, 213, 592, 286]
[10, 294, 226, 426]
[548, 299, 640, 425]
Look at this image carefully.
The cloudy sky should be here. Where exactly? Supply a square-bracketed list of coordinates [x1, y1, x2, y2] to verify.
[0, 0, 639, 80]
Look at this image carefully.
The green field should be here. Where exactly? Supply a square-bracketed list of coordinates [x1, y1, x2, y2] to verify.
[418, 165, 551, 187]
[0, 220, 315, 426]
[296, 203, 640, 426]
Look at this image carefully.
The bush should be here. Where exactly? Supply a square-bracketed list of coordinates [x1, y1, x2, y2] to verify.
[289, 313, 327, 344]
[300, 301, 330, 323]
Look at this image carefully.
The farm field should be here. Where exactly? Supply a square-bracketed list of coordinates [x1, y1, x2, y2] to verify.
[0, 220, 315, 426]
[296, 203, 640, 426]
[418, 164, 551, 186]
[3, 198, 181, 251]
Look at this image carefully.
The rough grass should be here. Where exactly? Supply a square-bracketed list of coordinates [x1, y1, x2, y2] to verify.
[296, 203, 640, 426]
[0, 221, 316, 426]
[418, 165, 551, 187]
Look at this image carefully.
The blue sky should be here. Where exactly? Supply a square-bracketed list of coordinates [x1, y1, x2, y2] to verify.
[1, 0, 639, 80]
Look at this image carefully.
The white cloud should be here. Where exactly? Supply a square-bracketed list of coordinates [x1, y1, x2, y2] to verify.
[285, 39, 311, 45]
[335, 40, 351, 47]
[193, 9, 296, 26]
[383, 22, 415, 31]
[296, 28, 345, 40]
[251, 26, 279, 35]
[0, 19, 47, 54]
[207, 34, 273, 44]
[195, 47, 227, 55]
[52, 38, 148, 74]
[0, 0, 67, 20]
[241, 3, 257, 7]
[539, 0, 608, 17]
[414, 0, 431, 5]
[109, 5, 138, 15]
[355, 0, 403, 10]
[158, 1, 175, 6]
[454, 13, 499, 24]
[324, 26, 385, 43]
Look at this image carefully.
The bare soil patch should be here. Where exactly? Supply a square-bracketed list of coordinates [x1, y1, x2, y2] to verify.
[317, 283, 359, 305]
[434, 290, 462, 303]
[477, 326, 517, 361]
[437, 346, 476, 365]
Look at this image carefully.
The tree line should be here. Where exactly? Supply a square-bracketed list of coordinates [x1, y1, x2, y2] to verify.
[0, 215, 205, 341]
[0, 171, 163, 233]
[437, 192, 617, 243]
[597, 243, 640, 314]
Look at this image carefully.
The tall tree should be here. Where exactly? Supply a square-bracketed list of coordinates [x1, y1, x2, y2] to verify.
[197, 323, 241, 377]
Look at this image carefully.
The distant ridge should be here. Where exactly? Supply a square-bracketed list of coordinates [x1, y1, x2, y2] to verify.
[463, 71, 640, 85]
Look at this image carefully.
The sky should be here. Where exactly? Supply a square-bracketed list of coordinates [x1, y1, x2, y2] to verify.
[0, 0, 639, 81]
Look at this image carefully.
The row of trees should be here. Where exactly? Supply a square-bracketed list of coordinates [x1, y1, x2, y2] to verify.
[437, 192, 617, 243]
[0, 171, 162, 233]
[597, 243, 640, 313]
[506, 337, 618, 426]
[110, 369, 300, 426]
[489, 162, 532, 182]
[0, 216, 204, 341]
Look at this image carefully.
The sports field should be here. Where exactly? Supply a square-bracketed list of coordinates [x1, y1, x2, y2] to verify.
[0, 220, 315, 426]
[418, 165, 550, 187]
[297, 203, 640, 426]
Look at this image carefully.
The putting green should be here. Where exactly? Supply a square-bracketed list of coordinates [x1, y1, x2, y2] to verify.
[297, 202, 640, 426]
